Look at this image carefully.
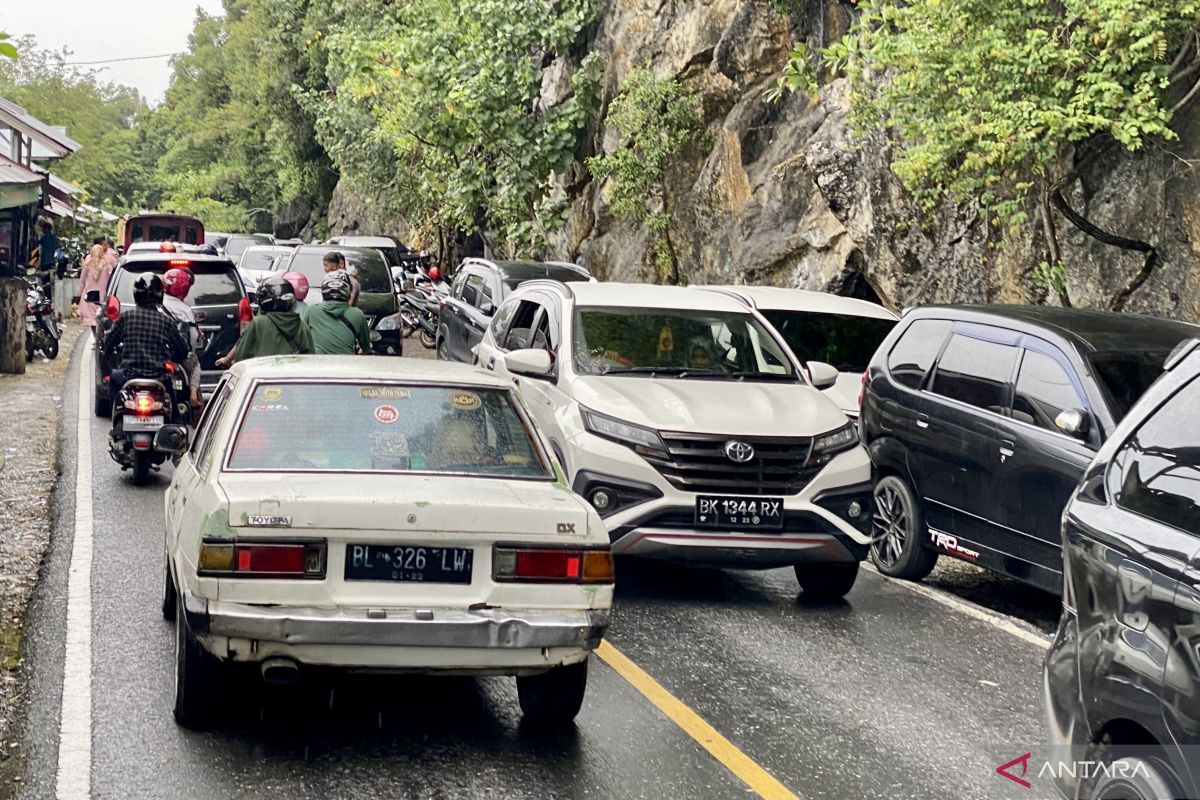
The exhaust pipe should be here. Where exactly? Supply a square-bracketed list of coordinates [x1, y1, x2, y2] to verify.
[260, 657, 300, 685]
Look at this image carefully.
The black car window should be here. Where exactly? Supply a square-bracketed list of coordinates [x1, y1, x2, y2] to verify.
[1088, 350, 1172, 420]
[887, 319, 951, 389]
[504, 299, 550, 351]
[1111, 375, 1200, 533]
[1012, 349, 1086, 431]
[930, 334, 1018, 413]
[452, 271, 469, 299]
[489, 298, 520, 349]
[463, 274, 488, 310]
[763, 310, 897, 373]
[115, 265, 243, 307]
[282, 251, 392, 295]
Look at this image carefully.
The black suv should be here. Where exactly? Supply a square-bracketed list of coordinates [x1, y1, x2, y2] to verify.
[1046, 337, 1200, 800]
[94, 253, 250, 416]
[861, 305, 1200, 593]
[271, 245, 402, 355]
[436, 258, 591, 363]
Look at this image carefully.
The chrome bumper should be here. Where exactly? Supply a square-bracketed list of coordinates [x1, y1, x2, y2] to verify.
[183, 592, 609, 650]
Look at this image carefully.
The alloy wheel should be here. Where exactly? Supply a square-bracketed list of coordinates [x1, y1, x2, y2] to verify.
[871, 483, 908, 569]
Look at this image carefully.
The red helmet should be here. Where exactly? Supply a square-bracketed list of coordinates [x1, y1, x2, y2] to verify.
[283, 271, 309, 301]
[162, 268, 191, 299]
[427, 266, 441, 282]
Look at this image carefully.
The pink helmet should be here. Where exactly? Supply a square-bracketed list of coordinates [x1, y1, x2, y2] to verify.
[162, 268, 191, 300]
[283, 271, 309, 301]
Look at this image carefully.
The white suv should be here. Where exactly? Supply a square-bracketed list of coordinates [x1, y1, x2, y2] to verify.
[475, 282, 874, 598]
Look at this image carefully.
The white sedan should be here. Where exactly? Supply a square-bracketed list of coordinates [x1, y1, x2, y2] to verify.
[159, 356, 614, 727]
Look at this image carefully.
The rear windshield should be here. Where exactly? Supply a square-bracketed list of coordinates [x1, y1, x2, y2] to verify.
[239, 249, 284, 271]
[1089, 351, 1171, 419]
[226, 383, 550, 477]
[762, 310, 897, 374]
[225, 235, 274, 259]
[115, 264, 243, 307]
[282, 251, 393, 294]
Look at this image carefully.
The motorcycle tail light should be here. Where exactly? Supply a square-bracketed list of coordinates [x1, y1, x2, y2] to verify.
[104, 296, 120, 322]
[492, 546, 614, 583]
[125, 391, 164, 414]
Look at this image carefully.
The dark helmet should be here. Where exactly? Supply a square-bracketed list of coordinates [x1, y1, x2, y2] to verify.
[320, 270, 353, 302]
[257, 273, 296, 313]
[132, 272, 164, 307]
[196, 243, 218, 255]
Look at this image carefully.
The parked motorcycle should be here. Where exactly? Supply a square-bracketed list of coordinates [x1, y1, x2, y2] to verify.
[108, 362, 191, 486]
[24, 278, 60, 361]
[397, 281, 439, 349]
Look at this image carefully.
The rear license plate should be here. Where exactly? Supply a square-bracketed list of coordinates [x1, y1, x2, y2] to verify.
[344, 544, 473, 584]
[695, 496, 784, 530]
[123, 415, 163, 431]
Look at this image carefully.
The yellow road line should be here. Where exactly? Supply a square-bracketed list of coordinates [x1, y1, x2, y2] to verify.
[595, 640, 799, 800]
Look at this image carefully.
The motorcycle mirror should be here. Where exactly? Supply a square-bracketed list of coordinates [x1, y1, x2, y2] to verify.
[153, 425, 190, 455]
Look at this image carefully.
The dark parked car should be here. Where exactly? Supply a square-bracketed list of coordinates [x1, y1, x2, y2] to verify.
[93, 253, 251, 416]
[272, 245, 402, 355]
[861, 305, 1200, 593]
[1046, 337, 1200, 800]
[437, 259, 591, 363]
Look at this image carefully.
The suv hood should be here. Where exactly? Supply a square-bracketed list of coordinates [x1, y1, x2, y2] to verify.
[215, 473, 588, 538]
[573, 375, 848, 436]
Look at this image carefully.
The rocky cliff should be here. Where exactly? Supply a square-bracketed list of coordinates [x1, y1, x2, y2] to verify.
[540, 0, 1200, 321]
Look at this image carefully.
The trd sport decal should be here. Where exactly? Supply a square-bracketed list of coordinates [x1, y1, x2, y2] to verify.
[929, 529, 980, 561]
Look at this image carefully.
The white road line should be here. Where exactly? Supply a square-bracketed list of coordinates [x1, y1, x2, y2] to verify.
[862, 563, 1052, 651]
[57, 340, 93, 799]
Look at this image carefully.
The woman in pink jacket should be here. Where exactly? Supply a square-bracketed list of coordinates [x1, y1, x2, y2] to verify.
[77, 243, 112, 336]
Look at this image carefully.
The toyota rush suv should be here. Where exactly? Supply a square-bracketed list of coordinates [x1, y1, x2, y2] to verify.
[861, 305, 1200, 594]
[475, 281, 874, 598]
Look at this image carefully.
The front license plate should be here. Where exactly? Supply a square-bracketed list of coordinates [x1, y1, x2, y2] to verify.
[123, 415, 163, 431]
[695, 496, 785, 530]
[344, 544, 473, 584]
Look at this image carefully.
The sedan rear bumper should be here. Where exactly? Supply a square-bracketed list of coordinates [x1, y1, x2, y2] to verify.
[183, 591, 609, 651]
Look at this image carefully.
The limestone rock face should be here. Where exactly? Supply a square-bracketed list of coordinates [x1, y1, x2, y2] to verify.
[326, 181, 410, 243]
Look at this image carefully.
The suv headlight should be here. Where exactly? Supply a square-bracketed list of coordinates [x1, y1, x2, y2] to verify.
[581, 408, 668, 458]
[810, 423, 859, 467]
[376, 313, 401, 332]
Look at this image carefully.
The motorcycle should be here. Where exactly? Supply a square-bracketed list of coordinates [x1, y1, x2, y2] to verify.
[397, 281, 440, 349]
[108, 361, 191, 486]
[24, 278, 60, 361]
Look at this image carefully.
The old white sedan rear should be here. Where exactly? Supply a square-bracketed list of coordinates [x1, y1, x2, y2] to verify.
[161, 356, 613, 727]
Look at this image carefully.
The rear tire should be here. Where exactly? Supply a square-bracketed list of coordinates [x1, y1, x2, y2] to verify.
[517, 659, 588, 725]
[131, 450, 152, 486]
[1084, 755, 1184, 800]
[795, 562, 860, 599]
[173, 600, 219, 728]
[436, 336, 449, 361]
[40, 330, 58, 359]
[161, 560, 177, 622]
[420, 329, 436, 350]
[870, 475, 938, 580]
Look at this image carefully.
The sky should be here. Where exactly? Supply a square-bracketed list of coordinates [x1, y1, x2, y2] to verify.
[2, 0, 225, 104]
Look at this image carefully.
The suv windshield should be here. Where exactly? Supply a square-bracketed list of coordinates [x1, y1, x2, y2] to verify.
[573, 306, 797, 381]
[1089, 350, 1172, 419]
[762, 310, 896, 373]
[115, 264, 243, 307]
[284, 250, 393, 294]
[226, 383, 550, 478]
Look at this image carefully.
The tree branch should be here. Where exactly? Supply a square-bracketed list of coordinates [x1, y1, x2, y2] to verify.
[1039, 178, 1070, 307]
[1050, 188, 1157, 311]
[1171, 71, 1200, 115]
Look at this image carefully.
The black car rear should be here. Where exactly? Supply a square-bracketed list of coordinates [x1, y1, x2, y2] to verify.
[94, 253, 249, 415]
[860, 305, 1200, 594]
[274, 245, 402, 355]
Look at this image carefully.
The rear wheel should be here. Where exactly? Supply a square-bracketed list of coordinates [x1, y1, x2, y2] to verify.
[870, 475, 937, 580]
[420, 328, 436, 350]
[516, 659, 588, 725]
[795, 562, 860, 599]
[173, 599, 219, 728]
[131, 450, 152, 486]
[40, 335, 59, 360]
[436, 336, 449, 361]
[1085, 755, 1184, 800]
[161, 560, 176, 621]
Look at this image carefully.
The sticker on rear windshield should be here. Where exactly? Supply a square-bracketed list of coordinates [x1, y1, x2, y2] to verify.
[361, 387, 411, 400]
[371, 432, 410, 456]
[374, 404, 399, 424]
[447, 391, 481, 411]
[262, 386, 283, 402]
[251, 403, 289, 412]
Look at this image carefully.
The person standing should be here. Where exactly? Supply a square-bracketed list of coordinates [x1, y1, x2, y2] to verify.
[36, 220, 59, 271]
[305, 271, 372, 355]
[77, 243, 112, 336]
[322, 251, 359, 306]
[224, 273, 313, 363]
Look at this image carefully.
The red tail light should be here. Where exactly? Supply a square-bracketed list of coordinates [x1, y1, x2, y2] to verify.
[127, 391, 163, 415]
[198, 541, 326, 578]
[238, 297, 253, 323]
[168, 259, 190, 267]
[493, 546, 614, 583]
[104, 296, 120, 322]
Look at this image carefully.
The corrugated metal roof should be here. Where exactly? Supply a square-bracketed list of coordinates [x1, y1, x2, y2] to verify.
[0, 97, 81, 158]
[0, 153, 43, 186]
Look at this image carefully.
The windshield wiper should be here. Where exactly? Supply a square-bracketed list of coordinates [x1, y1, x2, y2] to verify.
[601, 366, 690, 377]
[727, 371, 800, 383]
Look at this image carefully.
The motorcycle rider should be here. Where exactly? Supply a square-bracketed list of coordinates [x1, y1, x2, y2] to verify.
[306, 270, 372, 355]
[101, 273, 190, 408]
[227, 273, 313, 362]
[161, 268, 205, 408]
[283, 271, 311, 319]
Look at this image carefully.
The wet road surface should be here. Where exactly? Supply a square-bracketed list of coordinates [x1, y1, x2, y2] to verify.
[14, 340, 1053, 799]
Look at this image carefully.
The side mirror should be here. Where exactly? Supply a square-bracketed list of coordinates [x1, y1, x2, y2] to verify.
[807, 361, 840, 390]
[153, 425, 189, 455]
[506, 348, 553, 378]
[1055, 408, 1090, 439]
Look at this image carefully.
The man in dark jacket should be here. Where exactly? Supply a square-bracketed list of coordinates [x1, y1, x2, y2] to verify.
[231, 273, 314, 362]
[101, 273, 191, 406]
[306, 270, 372, 355]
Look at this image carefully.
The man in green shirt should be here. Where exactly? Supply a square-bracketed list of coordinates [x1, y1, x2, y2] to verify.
[228, 273, 314, 363]
[306, 270, 372, 355]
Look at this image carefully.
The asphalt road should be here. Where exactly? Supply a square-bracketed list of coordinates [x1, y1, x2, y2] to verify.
[13, 339, 1053, 800]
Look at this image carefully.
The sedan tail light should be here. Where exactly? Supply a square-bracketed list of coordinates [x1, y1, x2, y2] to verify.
[493, 546, 614, 583]
[198, 540, 326, 578]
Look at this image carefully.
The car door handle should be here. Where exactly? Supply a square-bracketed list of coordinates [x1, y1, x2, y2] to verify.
[999, 440, 1015, 461]
[916, 414, 930, 429]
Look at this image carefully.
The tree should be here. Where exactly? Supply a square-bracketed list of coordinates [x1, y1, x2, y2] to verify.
[0, 33, 17, 60]
[586, 65, 704, 284]
[774, 0, 1200, 309]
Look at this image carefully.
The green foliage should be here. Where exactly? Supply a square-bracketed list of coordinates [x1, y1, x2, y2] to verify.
[0, 33, 17, 60]
[1032, 259, 1068, 297]
[586, 65, 704, 282]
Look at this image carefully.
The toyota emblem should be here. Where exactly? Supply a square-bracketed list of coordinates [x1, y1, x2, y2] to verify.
[723, 440, 755, 463]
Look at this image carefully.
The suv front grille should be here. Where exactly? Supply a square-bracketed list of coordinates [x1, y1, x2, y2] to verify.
[642, 433, 819, 495]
